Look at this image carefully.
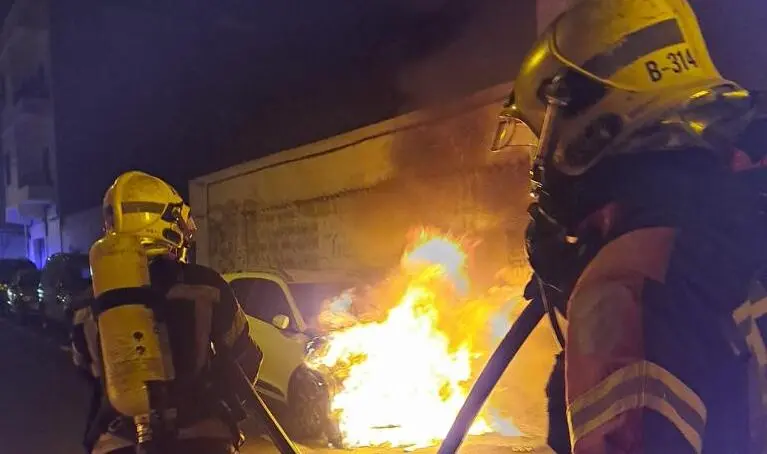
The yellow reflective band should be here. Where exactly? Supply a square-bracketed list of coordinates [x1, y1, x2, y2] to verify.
[224, 306, 247, 348]
[568, 360, 707, 454]
[581, 19, 684, 79]
[734, 298, 767, 367]
[733, 300, 753, 325]
[752, 297, 767, 320]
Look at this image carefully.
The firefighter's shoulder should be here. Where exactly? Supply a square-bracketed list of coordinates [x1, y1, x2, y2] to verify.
[161, 262, 233, 308]
[179, 262, 228, 288]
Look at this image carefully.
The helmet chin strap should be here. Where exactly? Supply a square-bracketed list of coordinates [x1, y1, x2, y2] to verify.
[530, 76, 571, 202]
[527, 76, 573, 256]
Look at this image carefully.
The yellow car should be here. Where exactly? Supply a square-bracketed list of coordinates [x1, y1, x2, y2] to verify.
[222, 269, 354, 445]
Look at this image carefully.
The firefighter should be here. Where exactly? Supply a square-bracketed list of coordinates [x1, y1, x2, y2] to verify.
[491, 0, 767, 452]
[74, 171, 263, 454]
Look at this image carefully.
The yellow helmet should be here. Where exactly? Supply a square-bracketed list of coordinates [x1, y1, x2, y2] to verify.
[493, 0, 756, 180]
[102, 171, 196, 261]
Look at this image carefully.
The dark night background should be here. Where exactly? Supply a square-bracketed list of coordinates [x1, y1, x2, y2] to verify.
[43, 0, 537, 216]
[0, 0, 764, 217]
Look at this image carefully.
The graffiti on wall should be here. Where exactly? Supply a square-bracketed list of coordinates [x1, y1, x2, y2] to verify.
[208, 200, 243, 272]
[245, 199, 348, 270]
[206, 163, 532, 281]
[208, 193, 366, 273]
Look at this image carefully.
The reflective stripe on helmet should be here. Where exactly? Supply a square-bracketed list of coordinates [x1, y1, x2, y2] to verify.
[580, 19, 684, 79]
[567, 360, 707, 454]
[121, 201, 166, 214]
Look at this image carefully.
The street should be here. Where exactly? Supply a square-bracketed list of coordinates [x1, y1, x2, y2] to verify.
[0, 319, 550, 454]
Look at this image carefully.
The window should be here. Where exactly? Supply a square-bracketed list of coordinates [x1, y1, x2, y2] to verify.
[17, 270, 40, 290]
[229, 278, 296, 331]
[287, 282, 355, 328]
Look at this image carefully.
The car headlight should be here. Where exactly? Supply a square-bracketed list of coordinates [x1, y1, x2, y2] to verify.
[57, 293, 72, 306]
[304, 336, 329, 364]
[37, 286, 44, 299]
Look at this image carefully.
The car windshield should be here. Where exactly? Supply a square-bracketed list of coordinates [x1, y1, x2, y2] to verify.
[0, 260, 35, 284]
[18, 270, 41, 289]
[42, 253, 91, 292]
[287, 282, 356, 331]
[229, 277, 300, 332]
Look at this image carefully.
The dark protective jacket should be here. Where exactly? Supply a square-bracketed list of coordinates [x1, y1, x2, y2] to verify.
[71, 258, 263, 454]
[539, 151, 767, 453]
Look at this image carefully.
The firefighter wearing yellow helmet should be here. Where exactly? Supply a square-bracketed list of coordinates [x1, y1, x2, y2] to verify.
[494, 0, 767, 453]
[77, 171, 264, 454]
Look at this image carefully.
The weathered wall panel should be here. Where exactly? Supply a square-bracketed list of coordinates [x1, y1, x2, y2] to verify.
[195, 84, 536, 288]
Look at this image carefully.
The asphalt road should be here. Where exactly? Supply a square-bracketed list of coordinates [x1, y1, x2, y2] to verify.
[0, 318, 551, 454]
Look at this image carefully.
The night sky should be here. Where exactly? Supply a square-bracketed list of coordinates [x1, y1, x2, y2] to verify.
[48, 0, 537, 215]
[2, 0, 765, 216]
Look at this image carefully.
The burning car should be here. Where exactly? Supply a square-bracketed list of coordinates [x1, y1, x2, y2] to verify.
[226, 230, 535, 450]
[302, 230, 534, 450]
[222, 269, 356, 445]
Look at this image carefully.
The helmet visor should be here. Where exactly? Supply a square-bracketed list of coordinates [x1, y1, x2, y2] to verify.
[161, 202, 196, 244]
[490, 112, 539, 163]
[105, 201, 166, 233]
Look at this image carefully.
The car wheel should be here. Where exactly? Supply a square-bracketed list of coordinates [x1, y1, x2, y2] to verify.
[285, 366, 342, 446]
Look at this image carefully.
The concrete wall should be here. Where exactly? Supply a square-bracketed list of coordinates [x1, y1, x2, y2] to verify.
[61, 205, 101, 254]
[190, 83, 539, 288]
[0, 225, 27, 259]
[25, 208, 60, 268]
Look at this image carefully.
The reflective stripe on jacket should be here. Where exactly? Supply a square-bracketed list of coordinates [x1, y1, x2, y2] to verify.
[734, 279, 767, 453]
[566, 227, 756, 454]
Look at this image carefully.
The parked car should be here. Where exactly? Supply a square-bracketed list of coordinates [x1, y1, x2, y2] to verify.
[0, 259, 37, 316]
[222, 269, 358, 445]
[40, 253, 92, 327]
[7, 268, 44, 325]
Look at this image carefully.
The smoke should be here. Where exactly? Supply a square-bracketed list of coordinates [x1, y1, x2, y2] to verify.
[395, 1, 534, 109]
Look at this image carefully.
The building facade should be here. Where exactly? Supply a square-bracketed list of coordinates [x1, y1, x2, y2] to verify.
[0, 0, 59, 266]
[0, 0, 107, 265]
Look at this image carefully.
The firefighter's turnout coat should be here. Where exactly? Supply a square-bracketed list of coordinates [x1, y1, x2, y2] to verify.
[562, 154, 767, 454]
[71, 258, 262, 453]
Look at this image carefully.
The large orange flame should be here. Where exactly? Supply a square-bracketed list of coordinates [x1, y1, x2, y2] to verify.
[307, 230, 511, 449]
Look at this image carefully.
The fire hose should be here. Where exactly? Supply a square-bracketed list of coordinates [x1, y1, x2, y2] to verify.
[231, 362, 302, 454]
[437, 290, 547, 454]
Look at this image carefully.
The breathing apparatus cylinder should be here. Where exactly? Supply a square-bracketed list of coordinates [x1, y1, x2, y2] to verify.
[89, 232, 175, 448]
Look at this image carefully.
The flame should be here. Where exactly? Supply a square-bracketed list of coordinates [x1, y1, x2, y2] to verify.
[308, 230, 505, 449]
